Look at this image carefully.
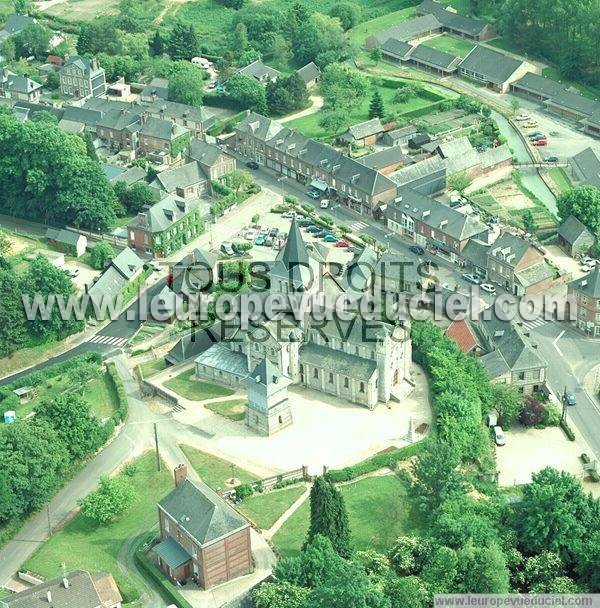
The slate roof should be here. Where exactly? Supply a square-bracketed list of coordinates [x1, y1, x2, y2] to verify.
[515, 261, 553, 288]
[153, 537, 191, 569]
[95, 107, 139, 131]
[296, 62, 320, 84]
[569, 147, 600, 189]
[88, 247, 145, 302]
[436, 136, 473, 159]
[489, 232, 531, 268]
[61, 55, 102, 77]
[372, 13, 442, 44]
[381, 38, 414, 59]
[4, 74, 41, 94]
[480, 349, 510, 378]
[110, 247, 144, 280]
[1, 570, 121, 608]
[461, 238, 489, 268]
[341, 118, 384, 142]
[569, 268, 600, 298]
[2, 14, 34, 35]
[128, 194, 203, 233]
[446, 318, 478, 353]
[45, 228, 83, 246]
[383, 125, 418, 141]
[158, 478, 250, 546]
[110, 165, 146, 185]
[314, 316, 397, 344]
[238, 60, 281, 81]
[583, 107, 600, 129]
[558, 215, 594, 245]
[246, 358, 290, 395]
[271, 217, 313, 289]
[101, 163, 125, 181]
[357, 146, 412, 171]
[171, 247, 218, 295]
[300, 343, 377, 380]
[375, 249, 422, 289]
[544, 90, 598, 117]
[187, 138, 225, 166]
[388, 155, 446, 187]
[341, 246, 378, 295]
[480, 143, 512, 169]
[410, 44, 460, 70]
[141, 77, 169, 101]
[511, 72, 569, 99]
[429, 8, 489, 36]
[459, 45, 524, 85]
[139, 116, 187, 140]
[195, 342, 248, 377]
[154, 162, 206, 192]
[165, 324, 224, 364]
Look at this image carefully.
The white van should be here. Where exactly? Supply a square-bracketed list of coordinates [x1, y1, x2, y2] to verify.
[320, 199, 329, 209]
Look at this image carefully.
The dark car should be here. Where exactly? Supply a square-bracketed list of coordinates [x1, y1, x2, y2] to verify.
[563, 391, 576, 406]
[298, 219, 312, 227]
[306, 225, 320, 233]
[314, 230, 329, 238]
[462, 272, 481, 285]
[245, 161, 259, 170]
[269, 227, 279, 237]
[544, 155, 558, 162]
[409, 245, 425, 255]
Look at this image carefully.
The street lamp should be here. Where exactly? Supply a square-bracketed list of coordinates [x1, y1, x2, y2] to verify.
[277, 175, 288, 203]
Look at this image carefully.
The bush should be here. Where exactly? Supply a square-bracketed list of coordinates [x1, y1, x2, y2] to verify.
[544, 403, 561, 427]
[520, 396, 546, 427]
[560, 418, 575, 441]
[235, 483, 254, 500]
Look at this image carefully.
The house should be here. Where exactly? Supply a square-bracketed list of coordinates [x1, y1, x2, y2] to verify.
[510, 71, 570, 102]
[382, 124, 418, 147]
[154, 465, 252, 588]
[461, 238, 490, 278]
[108, 165, 147, 186]
[557, 215, 595, 256]
[137, 114, 190, 163]
[388, 155, 447, 195]
[140, 77, 169, 102]
[296, 62, 321, 88]
[458, 45, 532, 93]
[416, 0, 496, 41]
[568, 269, 600, 337]
[407, 132, 432, 150]
[45, 228, 87, 258]
[569, 147, 600, 190]
[582, 108, 600, 138]
[543, 91, 599, 124]
[171, 247, 219, 299]
[0, 13, 35, 46]
[366, 13, 442, 47]
[232, 112, 398, 216]
[385, 187, 488, 262]
[339, 118, 384, 147]
[437, 137, 512, 178]
[0, 69, 42, 102]
[407, 44, 460, 76]
[380, 38, 414, 63]
[357, 146, 413, 174]
[487, 232, 554, 295]
[474, 315, 548, 393]
[0, 570, 122, 608]
[237, 60, 281, 84]
[127, 194, 206, 258]
[59, 55, 106, 99]
[445, 318, 479, 353]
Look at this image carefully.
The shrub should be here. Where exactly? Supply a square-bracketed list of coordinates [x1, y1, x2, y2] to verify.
[235, 483, 254, 500]
[544, 403, 561, 427]
[520, 396, 546, 427]
[560, 418, 575, 441]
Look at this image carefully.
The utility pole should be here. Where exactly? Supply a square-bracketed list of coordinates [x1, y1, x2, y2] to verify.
[154, 423, 161, 472]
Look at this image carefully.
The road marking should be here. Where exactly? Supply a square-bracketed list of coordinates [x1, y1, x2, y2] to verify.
[89, 335, 128, 346]
[552, 329, 565, 357]
[350, 221, 368, 231]
[521, 318, 546, 332]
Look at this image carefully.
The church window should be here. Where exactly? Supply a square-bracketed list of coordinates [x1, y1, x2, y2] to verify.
[344, 377, 349, 388]
[360, 382, 365, 393]
[313, 368, 319, 379]
[329, 373, 333, 383]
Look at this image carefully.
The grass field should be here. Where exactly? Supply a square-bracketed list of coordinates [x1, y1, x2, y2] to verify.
[46, 0, 122, 21]
[205, 398, 247, 422]
[138, 358, 166, 379]
[272, 475, 423, 558]
[421, 33, 476, 58]
[164, 370, 234, 401]
[237, 485, 307, 530]
[23, 453, 173, 603]
[548, 167, 572, 195]
[347, 6, 417, 47]
[180, 444, 259, 490]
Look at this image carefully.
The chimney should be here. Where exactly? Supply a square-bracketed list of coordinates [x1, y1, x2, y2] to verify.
[140, 112, 148, 125]
[91, 57, 98, 71]
[47, 590, 52, 603]
[151, 91, 157, 102]
[174, 464, 187, 487]
[137, 212, 147, 226]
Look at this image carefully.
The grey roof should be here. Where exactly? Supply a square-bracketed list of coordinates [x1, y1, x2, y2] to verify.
[96, 107, 139, 131]
[459, 45, 524, 85]
[186, 138, 225, 166]
[2, 13, 34, 35]
[489, 232, 531, 268]
[154, 162, 206, 192]
[271, 217, 312, 289]
[341, 246, 378, 294]
[410, 44, 459, 70]
[111, 165, 146, 185]
[88, 247, 144, 302]
[376, 249, 421, 289]
[436, 136, 473, 159]
[480, 349, 510, 378]
[511, 72, 569, 99]
[480, 143, 512, 169]
[300, 343, 377, 380]
[313, 316, 397, 344]
[158, 478, 249, 546]
[558, 215, 594, 244]
[583, 107, 600, 128]
[127, 194, 203, 233]
[141, 77, 169, 100]
[380, 38, 413, 59]
[569, 147, 600, 189]
[62, 105, 103, 125]
[195, 342, 248, 377]
[387, 187, 488, 241]
[428, 7, 489, 36]
[544, 90, 599, 117]
[145, 99, 215, 126]
[372, 13, 441, 44]
[246, 358, 290, 395]
[383, 125, 418, 141]
[461, 238, 490, 268]
[101, 163, 126, 181]
[569, 268, 600, 298]
[388, 155, 446, 186]
[238, 60, 280, 82]
[341, 118, 383, 142]
[1, 570, 120, 608]
[153, 536, 191, 569]
[235, 113, 396, 197]
[111, 246, 145, 279]
[171, 247, 217, 295]
[357, 146, 412, 171]
[515, 261, 554, 288]
[139, 116, 187, 140]
[45, 228, 84, 246]
[166, 323, 225, 364]
[296, 62, 320, 84]
[5, 74, 41, 94]
[61, 55, 103, 77]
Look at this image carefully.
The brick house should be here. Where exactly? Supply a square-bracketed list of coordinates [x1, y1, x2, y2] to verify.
[59, 55, 106, 98]
[557, 215, 595, 257]
[568, 269, 600, 338]
[137, 113, 190, 164]
[153, 465, 252, 588]
[487, 232, 554, 295]
[339, 118, 384, 147]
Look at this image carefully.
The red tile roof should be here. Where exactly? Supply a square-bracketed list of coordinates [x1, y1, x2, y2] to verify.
[446, 318, 478, 353]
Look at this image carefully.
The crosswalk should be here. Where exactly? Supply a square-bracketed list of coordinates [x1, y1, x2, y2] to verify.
[520, 317, 547, 333]
[349, 220, 368, 232]
[88, 335, 128, 347]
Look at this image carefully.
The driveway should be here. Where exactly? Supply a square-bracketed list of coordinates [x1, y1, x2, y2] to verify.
[280, 95, 324, 123]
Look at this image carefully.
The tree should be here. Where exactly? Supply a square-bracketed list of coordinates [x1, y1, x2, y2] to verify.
[520, 395, 546, 427]
[149, 30, 165, 56]
[384, 575, 428, 608]
[66, 361, 101, 392]
[575, 530, 600, 591]
[369, 47, 382, 64]
[0, 268, 28, 357]
[448, 171, 473, 195]
[225, 73, 268, 114]
[45, 70, 60, 91]
[252, 581, 309, 608]
[79, 475, 135, 524]
[458, 544, 510, 593]
[510, 98, 520, 113]
[13, 0, 30, 13]
[523, 551, 564, 590]
[421, 546, 458, 594]
[328, 3, 361, 31]
[292, 13, 348, 67]
[226, 170, 253, 193]
[36, 393, 103, 460]
[231, 22, 249, 54]
[522, 209, 537, 234]
[319, 110, 348, 135]
[557, 186, 600, 236]
[90, 242, 116, 270]
[169, 67, 204, 106]
[14, 23, 51, 59]
[80, 131, 99, 162]
[394, 84, 416, 103]
[491, 384, 523, 429]
[388, 536, 430, 576]
[266, 73, 309, 115]
[368, 90, 385, 119]
[167, 20, 200, 61]
[320, 63, 369, 113]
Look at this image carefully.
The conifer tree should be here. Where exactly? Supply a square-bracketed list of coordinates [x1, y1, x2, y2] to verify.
[368, 89, 385, 119]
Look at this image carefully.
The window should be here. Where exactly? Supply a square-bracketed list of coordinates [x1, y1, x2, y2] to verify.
[313, 368, 318, 379]
[165, 519, 170, 533]
[518, 372, 525, 380]
[329, 372, 334, 383]
[278, 415, 283, 424]
[344, 377, 349, 388]
[360, 382, 365, 393]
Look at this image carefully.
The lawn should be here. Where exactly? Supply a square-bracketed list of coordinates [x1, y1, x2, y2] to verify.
[23, 453, 174, 603]
[164, 370, 234, 401]
[180, 444, 259, 490]
[421, 33, 476, 58]
[237, 485, 307, 530]
[272, 475, 423, 558]
[347, 6, 417, 47]
[548, 167, 572, 195]
[205, 398, 247, 422]
[138, 358, 166, 379]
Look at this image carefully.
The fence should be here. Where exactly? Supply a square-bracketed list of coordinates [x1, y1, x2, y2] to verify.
[140, 379, 180, 407]
[218, 466, 309, 499]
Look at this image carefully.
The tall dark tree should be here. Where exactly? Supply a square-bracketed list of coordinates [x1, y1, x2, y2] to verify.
[167, 21, 200, 61]
[149, 30, 165, 56]
[0, 268, 28, 357]
[368, 89, 385, 119]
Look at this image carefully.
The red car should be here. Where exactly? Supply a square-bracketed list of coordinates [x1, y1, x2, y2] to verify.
[533, 139, 548, 146]
[336, 239, 350, 247]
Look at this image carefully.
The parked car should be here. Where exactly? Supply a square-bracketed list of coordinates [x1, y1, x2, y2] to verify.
[245, 161, 259, 170]
[220, 242, 235, 256]
[244, 229, 257, 241]
[298, 219, 312, 227]
[493, 426, 506, 447]
[306, 225, 320, 233]
[582, 263, 595, 272]
[307, 190, 320, 199]
[515, 113, 531, 121]
[450, 194, 468, 206]
[462, 273, 481, 285]
[563, 391, 576, 406]
[259, 226, 270, 234]
[282, 211, 296, 219]
[409, 245, 425, 255]
[544, 155, 558, 162]
[522, 121, 538, 128]
[533, 139, 548, 146]
[529, 133, 546, 141]
[323, 234, 337, 243]
[527, 131, 543, 138]
[64, 267, 80, 278]
[264, 237, 273, 247]
[320, 199, 330, 209]
[149, 262, 160, 272]
[269, 227, 279, 237]
[480, 283, 496, 294]
[314, 230, 329, 238]
[336, 239, 350, 248]
[255, 234, 266, 246]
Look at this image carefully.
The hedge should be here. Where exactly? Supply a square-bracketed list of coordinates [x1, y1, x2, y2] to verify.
[560, 418, 575, 441]
[203, 92, 245, 111]
[106, 362, 129, 425]
[135, 549, 194, 608]
[326, 440, 428, 483]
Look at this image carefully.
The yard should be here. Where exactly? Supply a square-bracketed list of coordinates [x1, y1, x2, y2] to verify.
[138, 357, 166, 379]
[164, 370, 234, 401]
[347, 6, 417, 47]
[180, 444, 259, 489]
[272, 474, 423, 558]
[547, 167, 572, 195]
[421, 33, 476, 58]
[23, 453, 174, 603]
[237, 484, 307, 530]
[205, 397, 247, 422]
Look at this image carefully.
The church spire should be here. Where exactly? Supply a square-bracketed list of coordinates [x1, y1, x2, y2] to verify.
[280, 216, 309, 269]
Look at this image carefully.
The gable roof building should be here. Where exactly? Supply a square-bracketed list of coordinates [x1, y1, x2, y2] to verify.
[87, 247, 145, 304]
[367, 13, 442, 47]
[568, 269, 600, 337]
[416, 0, 495, 40]
[510, 71, 570, 101]
[388, 155, 447, 195]
[237, 60, 281, 84]
[0, 13, 34, 45]
[409, 44, 461, 74]
[59, 55, 106, 99]
[141, 77, 169, 101]
[339, 117, 384, 145]
[569, 147, 600, 190]
[296, 62, 320, 87]
[458, 45, 530, 92]
[557, 215, 595, 256]
[544, 89, 600, 122]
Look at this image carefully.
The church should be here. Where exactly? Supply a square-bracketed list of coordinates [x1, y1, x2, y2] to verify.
[194, 218, 413, 435]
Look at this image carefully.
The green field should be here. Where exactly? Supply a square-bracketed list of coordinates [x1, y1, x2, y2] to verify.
[180, 444, 259, 490]
[138, 358, 166, 379]
[164, 370, 234, 401]
[237, 485, 307, 530]
[548, 167, 572, 195]
[24, 453, 173, 603]
[205, 397, 247, 421]
[421, 33, 476, 58]
[347, 6, 417, 47]
[272, 475, 423, 558]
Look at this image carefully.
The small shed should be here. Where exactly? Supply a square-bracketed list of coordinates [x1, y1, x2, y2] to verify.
[557, 215, 595, 256]
[13, 386, 36, 404]
[4, 411, 16, 424]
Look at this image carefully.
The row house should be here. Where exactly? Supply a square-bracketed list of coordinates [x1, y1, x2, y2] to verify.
[568, 269, 600, 338]
[232, 112, 398, 216]
[59, 55, 106, 99]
